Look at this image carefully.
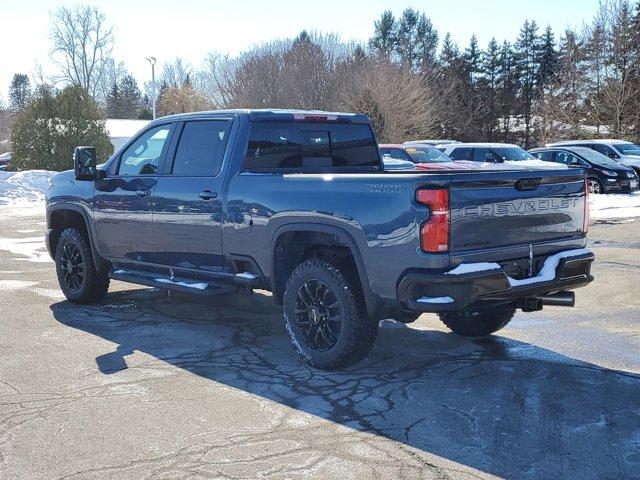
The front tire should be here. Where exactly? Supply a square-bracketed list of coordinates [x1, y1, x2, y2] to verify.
[55, 227, 109, 304]
[283, 259, 378, 370]
[587, 178, 603, 194]
[439, 307, 515, 337]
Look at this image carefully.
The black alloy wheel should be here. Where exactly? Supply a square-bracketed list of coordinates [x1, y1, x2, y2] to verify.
[293, 279, 343, 351]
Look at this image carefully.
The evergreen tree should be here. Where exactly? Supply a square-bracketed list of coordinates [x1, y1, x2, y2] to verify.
[119, 75, 143, 118]
[105, 82, 121, 118]
[479, 38, 502, 140]
[496, 41, 519, 140]
[514, 20, 542, 147]
[463, 35, 482, 83]
[394, 8, 438, 72]
[369, 11, 396, 59]
[138, 94, 153, 120]
[8, 74, 31, 111]
[537, 26, 559, 91]
[11, 85, 112, 171]
[105, 75, 143, 119]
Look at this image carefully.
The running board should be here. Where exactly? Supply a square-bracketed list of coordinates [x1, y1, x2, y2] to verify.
[109, 269, 236, 296]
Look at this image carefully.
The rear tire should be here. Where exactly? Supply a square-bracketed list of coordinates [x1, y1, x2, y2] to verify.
[55, 227, 109, 304]
[439, 307, 515, 337]
[283, 259, 377, 370]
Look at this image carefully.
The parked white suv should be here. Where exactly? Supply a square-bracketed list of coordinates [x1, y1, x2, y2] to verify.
[547, 140, 640, 174]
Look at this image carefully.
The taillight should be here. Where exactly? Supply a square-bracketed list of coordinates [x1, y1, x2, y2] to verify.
[583, 178, 590, 233]
[416, 189, 449, 253]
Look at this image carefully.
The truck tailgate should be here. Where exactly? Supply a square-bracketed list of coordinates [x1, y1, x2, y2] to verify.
[449, 169, 586, 253]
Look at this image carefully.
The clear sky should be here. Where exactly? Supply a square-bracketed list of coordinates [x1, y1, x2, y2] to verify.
[1, 0, 602, 101]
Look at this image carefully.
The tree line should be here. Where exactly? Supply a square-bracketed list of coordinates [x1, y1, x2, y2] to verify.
[3, 1, 640, 170]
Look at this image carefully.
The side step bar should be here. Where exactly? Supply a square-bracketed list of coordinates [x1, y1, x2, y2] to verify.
[108, 268, 263, 295]
[109, 269, 236, 296]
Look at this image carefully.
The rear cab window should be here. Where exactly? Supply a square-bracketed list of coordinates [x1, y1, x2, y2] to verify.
[171, 120, 232, 176]
[244, 122, 381, 172]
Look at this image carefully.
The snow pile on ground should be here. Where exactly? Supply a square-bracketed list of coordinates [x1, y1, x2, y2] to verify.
[589, 191, 640, 220]
[0, 170, 55, 204]
[0, 170, 56, 217]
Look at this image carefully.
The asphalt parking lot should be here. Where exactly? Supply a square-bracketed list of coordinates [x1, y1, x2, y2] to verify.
[0, 210, 638, 479]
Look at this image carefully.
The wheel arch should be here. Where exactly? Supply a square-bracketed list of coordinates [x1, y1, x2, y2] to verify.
[48, 204, 108, 272]
[270, 223, 377, 316]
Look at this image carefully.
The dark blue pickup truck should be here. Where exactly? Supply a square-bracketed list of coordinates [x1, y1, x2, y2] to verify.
[46, 109, 594, 369]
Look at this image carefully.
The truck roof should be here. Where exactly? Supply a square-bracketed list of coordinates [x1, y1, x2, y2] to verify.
[154, 109, 372, 124]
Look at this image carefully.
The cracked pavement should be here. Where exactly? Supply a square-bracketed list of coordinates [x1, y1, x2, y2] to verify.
[0, 209, 639, 479]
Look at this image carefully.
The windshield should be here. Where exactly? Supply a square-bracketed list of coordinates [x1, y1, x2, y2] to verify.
[612, 143, 640, 156]
[404, 146, 453, 163]
[574, 148, 619, 166]
[492, 146, 535, 161]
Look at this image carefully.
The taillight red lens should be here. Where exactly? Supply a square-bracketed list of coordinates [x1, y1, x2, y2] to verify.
[583, 178, 590, 233]
[416, 189, 449, 253]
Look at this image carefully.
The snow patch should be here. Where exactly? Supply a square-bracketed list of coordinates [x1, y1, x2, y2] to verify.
[507, 248, 591, 287]
[0, 236, 51, 262]
[0, 279, 38, 291]
[156, 278, 208, 290]
[446, 262, 501, 275]
[444, 249, 591, 288]
[236, 272, 258, 280]
[416, 295, 454, 304]
[0, 170, 55, 205]
[589, 191, 640, 220]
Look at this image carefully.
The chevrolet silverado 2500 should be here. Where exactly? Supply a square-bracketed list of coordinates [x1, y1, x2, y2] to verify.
[46, 109, 594, 369]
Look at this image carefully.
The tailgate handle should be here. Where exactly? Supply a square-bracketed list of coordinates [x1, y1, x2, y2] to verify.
[515, 178, 541, 191]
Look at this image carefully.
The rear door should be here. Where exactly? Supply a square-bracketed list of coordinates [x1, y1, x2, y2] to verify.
[448, 169, 586, 254]
[152, 118, 234, 272]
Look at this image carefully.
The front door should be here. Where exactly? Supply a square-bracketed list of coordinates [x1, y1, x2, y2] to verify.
[152, 119, 233, 273]
[94, 123, 175, 262]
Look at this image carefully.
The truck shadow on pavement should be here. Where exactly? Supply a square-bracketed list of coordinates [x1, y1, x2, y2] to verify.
[50, 287, 640, 479]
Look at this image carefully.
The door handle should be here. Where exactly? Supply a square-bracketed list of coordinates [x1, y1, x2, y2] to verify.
[136, 189, 151, 197]
[199, 190, 218, 200]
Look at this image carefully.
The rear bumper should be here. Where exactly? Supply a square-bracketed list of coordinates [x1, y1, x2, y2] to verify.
[397, 251, 594, 312]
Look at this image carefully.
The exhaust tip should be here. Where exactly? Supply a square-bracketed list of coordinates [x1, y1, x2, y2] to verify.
[537, 291, 575, 307]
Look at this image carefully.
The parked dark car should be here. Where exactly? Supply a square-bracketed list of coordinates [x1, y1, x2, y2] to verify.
[0, 152, 11, 170]
[530, 146, 639, 194]
[46, 109, 594, 369]
[547, 140, 640, 174]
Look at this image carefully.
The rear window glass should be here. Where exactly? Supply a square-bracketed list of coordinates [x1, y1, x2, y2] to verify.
[245, 122, 381, 171]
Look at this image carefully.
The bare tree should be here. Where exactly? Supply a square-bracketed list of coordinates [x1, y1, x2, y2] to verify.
[160, 58, 193, 88]
[157, 84, 212, 116]
[50, 5, 114, 99]
[340, 58, 438, 142]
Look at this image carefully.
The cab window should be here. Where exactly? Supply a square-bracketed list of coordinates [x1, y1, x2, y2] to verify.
[172, 120, 232, 176]
[118, 125, 173, 176]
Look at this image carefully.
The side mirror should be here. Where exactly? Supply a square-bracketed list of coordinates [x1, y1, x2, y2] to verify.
[74, 146, 97, 181]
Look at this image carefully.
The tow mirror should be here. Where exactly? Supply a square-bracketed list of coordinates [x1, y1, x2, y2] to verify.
[74, 146, 97, 180]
